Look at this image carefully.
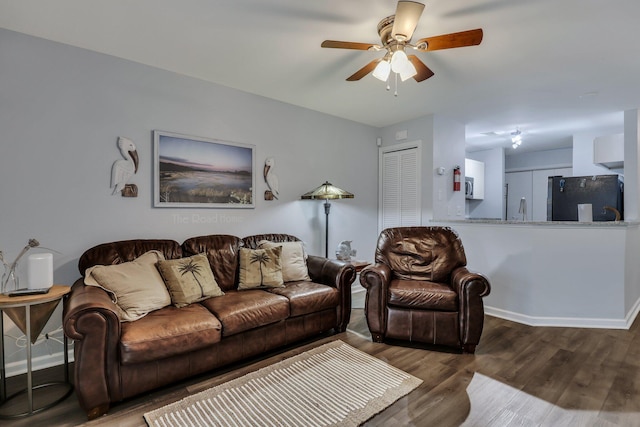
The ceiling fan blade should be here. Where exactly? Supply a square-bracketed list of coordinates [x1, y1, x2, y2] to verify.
[392, 1, 425, 41]
[346, 59, 381, 81]
[321, 40, 380, 50]
[407, 55, 434, 82]
[415, 28, 483, 51]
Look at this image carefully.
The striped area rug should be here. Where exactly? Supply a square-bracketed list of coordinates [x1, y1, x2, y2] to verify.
[144, 340, 422, 427]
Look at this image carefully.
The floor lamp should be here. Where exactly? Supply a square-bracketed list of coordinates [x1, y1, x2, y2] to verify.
[301, 181, 354, 258]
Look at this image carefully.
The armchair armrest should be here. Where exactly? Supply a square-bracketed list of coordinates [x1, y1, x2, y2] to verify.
[306, 255, 356, 332]
[451, 266, 491, 350]
[359, 263, 392, 342]
[63, 279, 122, 419]
[451, 266, 491, 299]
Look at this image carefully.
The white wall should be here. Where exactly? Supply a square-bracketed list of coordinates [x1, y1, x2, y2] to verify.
[377, 114, 466, 222]
[0, 29, 379, 372]
[378, 115, 435, 223]
[624, 109, 640, 221]
[433, 115, 466, 220]
[466, 147, 505, 219]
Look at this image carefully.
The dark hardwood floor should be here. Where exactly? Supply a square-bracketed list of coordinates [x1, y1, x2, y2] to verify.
[3, 310, 640, 426]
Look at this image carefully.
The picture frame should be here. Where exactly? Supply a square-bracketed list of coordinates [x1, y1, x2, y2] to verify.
[153, 130, 255, 208]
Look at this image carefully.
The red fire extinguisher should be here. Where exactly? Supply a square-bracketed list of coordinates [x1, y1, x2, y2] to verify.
[453, 166, 461, 192]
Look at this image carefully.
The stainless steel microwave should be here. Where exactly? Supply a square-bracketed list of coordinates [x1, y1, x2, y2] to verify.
[465, 177, 474, 199]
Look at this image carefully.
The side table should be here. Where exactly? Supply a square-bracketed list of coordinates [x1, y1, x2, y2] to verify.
[0, 285, 74, 418]
[344, 260, 371, 273]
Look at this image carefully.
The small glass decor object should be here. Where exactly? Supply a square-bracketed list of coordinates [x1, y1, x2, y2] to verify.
[1, 262, 19, 294]
[1, 238, 40, 294]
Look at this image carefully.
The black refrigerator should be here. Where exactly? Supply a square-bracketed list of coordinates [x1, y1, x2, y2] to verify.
[547, 174, 623, 221]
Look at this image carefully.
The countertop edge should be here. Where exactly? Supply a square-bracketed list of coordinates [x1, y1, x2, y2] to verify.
[431, 219, 640, 227]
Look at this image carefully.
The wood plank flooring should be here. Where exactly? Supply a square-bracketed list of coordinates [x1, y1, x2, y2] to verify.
[2, 310, 640, 426]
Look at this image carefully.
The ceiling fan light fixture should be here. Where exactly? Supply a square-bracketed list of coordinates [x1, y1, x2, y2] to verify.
[399, 60, 417, 81]
[390, 49, 409, 73]
[511, 130, 522, 144]
[511, 129, 523, 148]
[372, 60, 391, 81]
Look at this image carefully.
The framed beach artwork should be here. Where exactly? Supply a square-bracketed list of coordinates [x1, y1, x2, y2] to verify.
[153, 131, 255, 208]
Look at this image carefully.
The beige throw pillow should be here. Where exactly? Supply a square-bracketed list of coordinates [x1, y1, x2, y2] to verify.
[84, 250, 171, 322]
[238, 246, 284, 289]
[157, 254, 224, 307]
[257, 240, 311, 282]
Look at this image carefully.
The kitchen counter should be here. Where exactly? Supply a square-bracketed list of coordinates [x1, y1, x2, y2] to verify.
[436, 219, 639, 227]
[430, 219, 640, 329]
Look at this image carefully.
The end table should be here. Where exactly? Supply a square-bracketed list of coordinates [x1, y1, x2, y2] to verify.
[0, 285, 74, 418]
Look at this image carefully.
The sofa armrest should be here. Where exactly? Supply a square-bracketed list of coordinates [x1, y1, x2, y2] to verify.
[63, 278, 122, 419]
[359, 263, 392, 342]
[451, 266, 491, 347]
[306, 255, 356, 332]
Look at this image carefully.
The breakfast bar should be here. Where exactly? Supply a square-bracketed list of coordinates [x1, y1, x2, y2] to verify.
[432, 219, 640, 329]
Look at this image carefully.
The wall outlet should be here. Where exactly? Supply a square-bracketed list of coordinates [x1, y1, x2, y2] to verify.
[456, 205, 463, 216]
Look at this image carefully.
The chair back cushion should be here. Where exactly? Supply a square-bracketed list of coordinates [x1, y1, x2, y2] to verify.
[375, 227, 467, 282]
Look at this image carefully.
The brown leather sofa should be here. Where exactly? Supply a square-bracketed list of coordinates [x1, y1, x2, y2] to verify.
[360, 226, 490, 353]
[63, 233, 356, 420]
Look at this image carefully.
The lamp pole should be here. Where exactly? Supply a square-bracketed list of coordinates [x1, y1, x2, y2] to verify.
[324, 200, 331, 258]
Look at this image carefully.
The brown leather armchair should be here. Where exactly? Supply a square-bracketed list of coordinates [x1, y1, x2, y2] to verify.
[360, 226, 490, 353]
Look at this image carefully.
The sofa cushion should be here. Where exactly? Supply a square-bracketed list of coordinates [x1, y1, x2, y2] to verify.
[238, 247, 284, 289]
[78, 239, 182, 274]
[267, 282, 339, 317]
[257, 240, 311, 282]
[201, 290, 289, 337]
[119, 304, 222, 364]
[157, 254, 224, 307]
[181, 235, 242, 292]
[84, 250, 172, 322]
[388, 279, 458, 311]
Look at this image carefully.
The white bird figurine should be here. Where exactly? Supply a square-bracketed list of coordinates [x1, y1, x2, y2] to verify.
[263, 157, 279, 200]
[111, 137, 139, 195]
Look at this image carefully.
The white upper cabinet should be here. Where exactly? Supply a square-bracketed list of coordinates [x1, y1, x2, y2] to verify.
[593, 134, 623, 169]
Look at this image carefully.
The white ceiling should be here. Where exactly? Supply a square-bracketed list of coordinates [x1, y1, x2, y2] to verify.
[1, 0, 638, 154]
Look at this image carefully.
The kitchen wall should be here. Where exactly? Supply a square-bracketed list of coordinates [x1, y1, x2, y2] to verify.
[0, 29, 379, 372]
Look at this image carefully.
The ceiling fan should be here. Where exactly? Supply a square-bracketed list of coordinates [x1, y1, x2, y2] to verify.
[321, 1, 483, 84]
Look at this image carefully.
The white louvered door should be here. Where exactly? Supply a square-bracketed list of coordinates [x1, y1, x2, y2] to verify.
[379, 142, 422, 232]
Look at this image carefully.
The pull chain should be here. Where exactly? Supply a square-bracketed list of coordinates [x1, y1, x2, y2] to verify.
[394, 72, 398, 97]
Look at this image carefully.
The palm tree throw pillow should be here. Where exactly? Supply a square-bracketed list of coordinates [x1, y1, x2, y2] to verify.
[257, 240, 311, 282]
[157, 254, 224, 307]
[238, 246, 284, 290]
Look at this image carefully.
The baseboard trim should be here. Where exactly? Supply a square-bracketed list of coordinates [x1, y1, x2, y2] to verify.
[5, 349, 75, 378]
[625, 295, 640, 328]
[485, 304, 639, 330]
